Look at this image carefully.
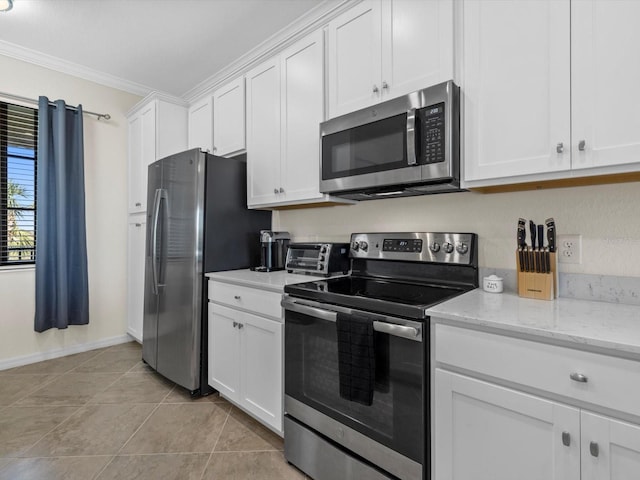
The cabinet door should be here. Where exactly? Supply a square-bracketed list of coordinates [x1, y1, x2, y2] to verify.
[381, 0, 453, 100]
[208, 304, 241, 402]
[213, 77, 246, 156]
[435, 370, 580, 480]
[327, 0, 382, 118]
[155, 100, 188, 160]
[239, 311, 283, 433]
[571, 0, 640, 171]
[246, 58, 282, 207]
[126, 215, 146, 342]
[127, 113, 145, 213]
[462, 0, 571, 183]
[188, 96, 214, 152]
[280, 30, 324, 203]
[140, 102, 157, 164]
[581, 411, 640, 480]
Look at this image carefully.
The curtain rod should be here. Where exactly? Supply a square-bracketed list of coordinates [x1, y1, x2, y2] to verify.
[0, 91, 111, 120]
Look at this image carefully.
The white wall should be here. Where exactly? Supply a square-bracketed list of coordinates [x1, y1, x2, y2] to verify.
[0, 54, 141, 365]
[274, 182, 640, 277]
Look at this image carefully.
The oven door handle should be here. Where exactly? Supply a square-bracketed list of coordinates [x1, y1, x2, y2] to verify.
[282, 298, 338, 323]
[282, 298, 423, 342]
[372, 321, 420, 341]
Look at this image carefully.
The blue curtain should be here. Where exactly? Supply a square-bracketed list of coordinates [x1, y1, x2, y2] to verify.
[34, 97, 89, 332]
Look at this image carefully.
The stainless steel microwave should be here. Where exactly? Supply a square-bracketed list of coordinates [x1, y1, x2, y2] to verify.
[320, 81, 461, 200]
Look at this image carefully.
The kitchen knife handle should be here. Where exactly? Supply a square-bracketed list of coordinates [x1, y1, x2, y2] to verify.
[537, 225, 544, 250]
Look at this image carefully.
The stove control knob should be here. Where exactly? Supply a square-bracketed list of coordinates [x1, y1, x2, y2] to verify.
[320, 245, 328, 254]
[456, 243, 469, 255]
[359, 241, 369, 252]
[429, 242, 441, 253]
[443, 242, 454, 254]
[317, 264, 324, 271]
[351, 241, 360, 251]
[319, 255, 325, 262]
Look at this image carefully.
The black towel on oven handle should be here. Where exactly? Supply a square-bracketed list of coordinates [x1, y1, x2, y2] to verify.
[336, 311, 375, 406]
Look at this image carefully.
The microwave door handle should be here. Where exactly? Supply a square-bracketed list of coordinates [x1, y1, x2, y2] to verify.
[406, 108, 417, 166]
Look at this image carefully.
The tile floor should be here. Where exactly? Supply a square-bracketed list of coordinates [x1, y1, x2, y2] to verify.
[0, 341, 307, 480]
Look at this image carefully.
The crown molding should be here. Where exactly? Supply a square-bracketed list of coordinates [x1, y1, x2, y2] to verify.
[182, 0, 359, 103]
[126, 91, 189, 117]
[0, 39, 154, 97]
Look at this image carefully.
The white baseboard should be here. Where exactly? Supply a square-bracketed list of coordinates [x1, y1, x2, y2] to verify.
[0, 334, 135, 371]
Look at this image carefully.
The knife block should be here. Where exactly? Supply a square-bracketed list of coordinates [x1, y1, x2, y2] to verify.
[516, 251, 558, 301]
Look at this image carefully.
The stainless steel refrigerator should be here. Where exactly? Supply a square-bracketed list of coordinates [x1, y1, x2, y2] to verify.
[142, 148, 270, 395]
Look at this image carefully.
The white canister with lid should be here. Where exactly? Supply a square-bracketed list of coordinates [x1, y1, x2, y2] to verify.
[483, 275, 503, 293]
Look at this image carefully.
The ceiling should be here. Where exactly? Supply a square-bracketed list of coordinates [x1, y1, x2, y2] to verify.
[0, 0, 333, 97]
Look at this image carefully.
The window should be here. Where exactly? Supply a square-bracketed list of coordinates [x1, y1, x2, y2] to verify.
[0, 101, 38, 266]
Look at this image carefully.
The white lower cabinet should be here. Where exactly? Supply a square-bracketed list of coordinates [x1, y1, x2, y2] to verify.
[435, 370, 580, 480]
[126, 214, 146, 342]
[434, 323, 640, 480]
[581, 411, 640, 480]
[208, 283, 283, 434]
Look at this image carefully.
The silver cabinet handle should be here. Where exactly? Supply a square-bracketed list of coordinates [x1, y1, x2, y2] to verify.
[590, 441, 599, 457]
[279, 187, 285, 193]
[578, 140, 586, 151]
[570, 372, 588, 383]
[233, 295, 241, 300]
[135, 223, 142, 227]
[135, 202, 141, 207]
[556, 142, 564, 153]
[562, 431, 571, 447]
[382, 81, 389, 90]
[273, 188, 279, 194]
[372, 84, 379, 94]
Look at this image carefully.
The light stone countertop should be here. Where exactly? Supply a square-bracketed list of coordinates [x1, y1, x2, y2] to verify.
[205, 269, 326, 293]
[427, 289, 640, 359]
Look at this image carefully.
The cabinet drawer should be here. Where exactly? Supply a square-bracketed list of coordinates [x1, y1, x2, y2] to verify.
[208, 280, 282, 321]
[435, 323, 640, 419]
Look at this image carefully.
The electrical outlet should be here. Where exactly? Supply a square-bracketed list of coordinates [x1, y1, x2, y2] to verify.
[558, 234, 582, 264]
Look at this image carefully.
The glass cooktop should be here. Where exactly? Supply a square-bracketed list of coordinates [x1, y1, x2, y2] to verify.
[284, 275, 469, 320]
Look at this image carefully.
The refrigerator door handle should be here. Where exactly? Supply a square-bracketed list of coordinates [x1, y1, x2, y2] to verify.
[157, 189, 169, 288]
[151, 188, 162, 295]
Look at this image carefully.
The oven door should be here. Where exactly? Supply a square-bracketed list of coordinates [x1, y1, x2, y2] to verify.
[282, 296, 425, 479]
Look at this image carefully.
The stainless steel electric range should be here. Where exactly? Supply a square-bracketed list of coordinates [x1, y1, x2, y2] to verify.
[282, 232, 478, 480]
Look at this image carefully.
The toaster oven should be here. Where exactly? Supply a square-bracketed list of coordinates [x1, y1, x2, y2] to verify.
[285, 243, 350, 277]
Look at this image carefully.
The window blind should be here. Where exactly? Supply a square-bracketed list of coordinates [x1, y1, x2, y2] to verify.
[0, 101, 38, 266]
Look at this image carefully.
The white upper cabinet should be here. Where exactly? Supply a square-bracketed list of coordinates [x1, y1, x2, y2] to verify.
[127, 95, 188, 214]
[327, 0, 382, 117]
[213, 76, 246, 156]
[280, 30, 325, 203]
[571, 0, 640, 171]
[327, 0, 454, 118]
[246, 57, 282, 206]
[246, 30, 347, 209]
[462, 0, 571, 183]
[188, 95, 214, 153]
[381, 0, 454, 99]
[463, 0, 640, 187]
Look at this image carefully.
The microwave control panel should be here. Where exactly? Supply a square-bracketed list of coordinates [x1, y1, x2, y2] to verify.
[419, 102, 445, 164]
